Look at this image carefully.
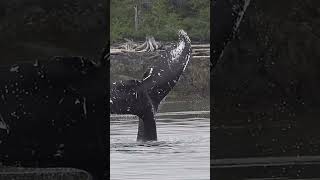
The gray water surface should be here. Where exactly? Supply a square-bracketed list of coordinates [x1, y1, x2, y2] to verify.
[110, 100, 210, 180]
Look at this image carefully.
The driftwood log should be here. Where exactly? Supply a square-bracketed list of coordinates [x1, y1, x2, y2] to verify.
[111, 36, 162, 54]
[135, 36, 161, 52]
[191, 44, 210, 57]
[111, 41, 210, 59]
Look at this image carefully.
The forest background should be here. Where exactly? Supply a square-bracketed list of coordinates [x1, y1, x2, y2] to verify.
[111, 0, 210, 43]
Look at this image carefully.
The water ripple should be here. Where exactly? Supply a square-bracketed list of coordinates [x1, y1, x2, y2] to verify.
[111, 107, 210, 180]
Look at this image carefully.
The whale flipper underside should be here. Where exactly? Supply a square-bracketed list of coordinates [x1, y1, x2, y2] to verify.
[110, 30, 192, 141]
[142, 30, 192, 110]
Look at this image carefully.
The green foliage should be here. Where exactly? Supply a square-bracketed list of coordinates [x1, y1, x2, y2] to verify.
[139, 0, 182, 40]
[111, 0, 209, 42]
[185, 0, 210, 41]
[110, 0, 135, 42]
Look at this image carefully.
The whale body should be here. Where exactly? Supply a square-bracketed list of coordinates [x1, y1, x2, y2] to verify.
[110, 30, 192, 141]
[0, 30, 192, 178]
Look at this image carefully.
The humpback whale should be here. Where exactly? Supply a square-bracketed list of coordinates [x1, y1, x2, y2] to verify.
[0, 30, 190, 178]
[110, 30, 192, 141]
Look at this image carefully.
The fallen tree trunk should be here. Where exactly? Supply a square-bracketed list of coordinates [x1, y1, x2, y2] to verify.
[192, 52, 210, 56]
[192, 48, 210, 52]
[191, 44, 210, 48]
[192, 56, 210, 59]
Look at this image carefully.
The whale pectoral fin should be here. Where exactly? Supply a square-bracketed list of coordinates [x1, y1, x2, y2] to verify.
[141, 30, 191, 110]
[136, 107, 157, 141]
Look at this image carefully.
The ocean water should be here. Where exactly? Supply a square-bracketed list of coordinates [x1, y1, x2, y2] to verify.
[110, 100, 210, 180]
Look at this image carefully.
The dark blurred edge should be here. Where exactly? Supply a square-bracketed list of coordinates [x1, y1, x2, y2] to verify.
[211, 0, 320, 179]
[0, 0, 111, 178]
[0, 0, 109, 64]
[212, 157, 320, 179]
[0, 167, 93, 180]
